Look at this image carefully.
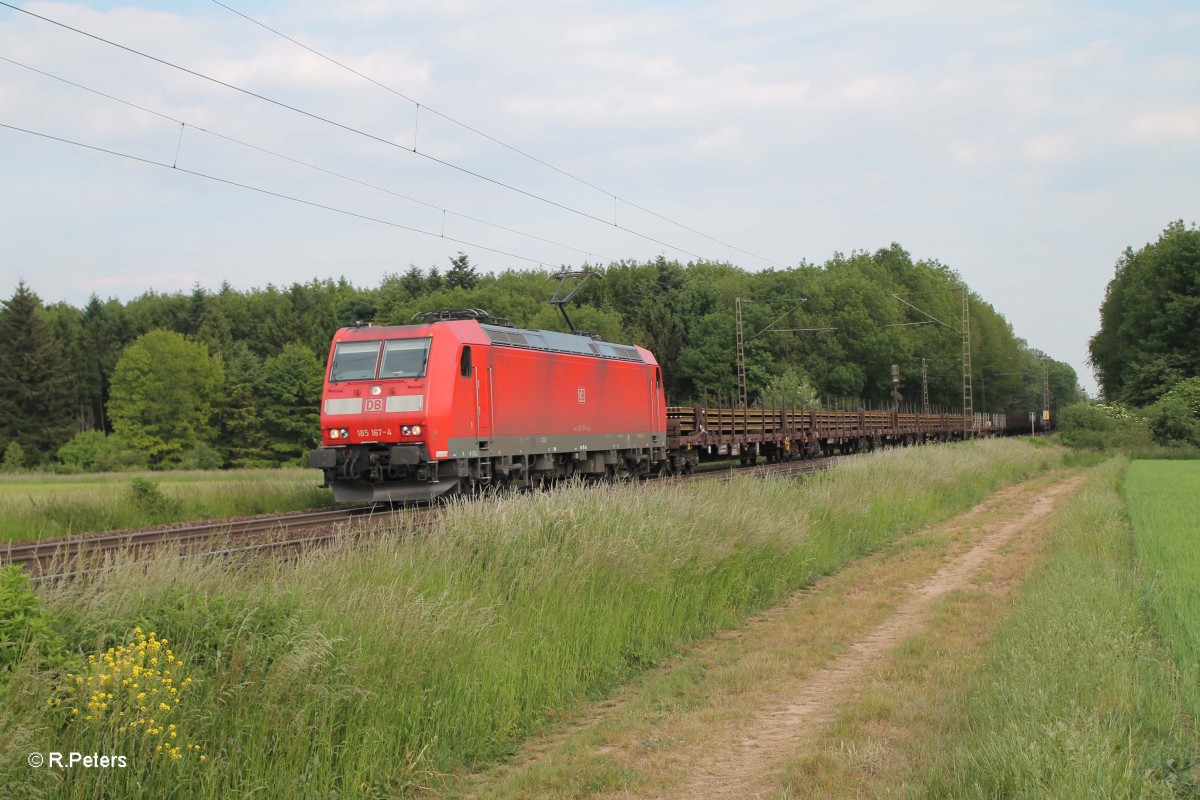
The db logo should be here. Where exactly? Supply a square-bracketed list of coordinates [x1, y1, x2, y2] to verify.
[577, 387, 586, 404]
[364, 398, 384, 412]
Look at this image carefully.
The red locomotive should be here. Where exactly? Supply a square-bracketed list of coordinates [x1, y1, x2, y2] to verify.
[309, 310, 668, 502]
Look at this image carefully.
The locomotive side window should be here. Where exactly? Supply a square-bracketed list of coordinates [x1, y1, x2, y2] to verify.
[460, 346, 472, 377]
[381, 338, 432, 378]
[330, 340, 381, 382]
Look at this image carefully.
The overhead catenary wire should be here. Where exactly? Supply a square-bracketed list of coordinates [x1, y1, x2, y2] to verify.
[0, 121, 566, 269]
[0, 54, 617, 263]
[207, 0, 785, 269]
[0, 0, 714, 263]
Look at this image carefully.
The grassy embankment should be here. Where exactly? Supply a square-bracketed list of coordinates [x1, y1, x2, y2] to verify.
[0, 469, 334, 542]
[1, 439, 1060, 798]
[794, 457, 1198, 798]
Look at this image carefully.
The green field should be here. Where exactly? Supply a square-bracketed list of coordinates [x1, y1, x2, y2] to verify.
[0, 439, 1062, 798]
[1127, 460, 1200, 724]
[916, 458, 1195, 797]
[0, 469, 335, 542]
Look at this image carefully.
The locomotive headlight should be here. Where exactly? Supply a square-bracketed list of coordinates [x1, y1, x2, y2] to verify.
[369, 385, 382, 396]
[412, 425, 422, 435]
[339, 428, 349, 438]
[329, 429, 339, 439]
[402, 426, 411, 436]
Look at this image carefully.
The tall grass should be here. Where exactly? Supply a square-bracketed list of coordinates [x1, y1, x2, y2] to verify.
[1127, 460, 1200, 724]
[924, 459, 1196, 799]
[1, 440, 1061, 798]
[0, 469, 335, 541]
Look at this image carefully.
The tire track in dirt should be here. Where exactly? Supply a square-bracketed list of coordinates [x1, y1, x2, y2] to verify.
[678, 473, 1086, 800]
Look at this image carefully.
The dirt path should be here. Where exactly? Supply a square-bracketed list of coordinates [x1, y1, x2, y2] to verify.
[678, 474, 1085, 799]
[456, 471, 1086, 800]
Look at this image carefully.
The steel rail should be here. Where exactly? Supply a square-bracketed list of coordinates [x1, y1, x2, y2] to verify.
[1, 505, 381, 576]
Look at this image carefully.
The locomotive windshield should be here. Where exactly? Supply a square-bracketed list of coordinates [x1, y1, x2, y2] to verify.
[380, 338, 431, 378]
[330, 340, 381, 382]
[329, 337, 431, 381]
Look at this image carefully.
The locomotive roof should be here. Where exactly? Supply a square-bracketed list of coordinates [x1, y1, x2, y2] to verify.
[336, 319, 649, 363]
[479, 324, 645, 363]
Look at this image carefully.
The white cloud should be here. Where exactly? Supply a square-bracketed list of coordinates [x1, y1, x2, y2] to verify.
[204, 43, 431, 95]
[685, 124, 764, 165]
[949, 141, 993, 167]
[934, 77, 970, 96]
[1021, 133, 1075, 163]
[1125, 110, 1200, 144]
[827, 73, 913, 111]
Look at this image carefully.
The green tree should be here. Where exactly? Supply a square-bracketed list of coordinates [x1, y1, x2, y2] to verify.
[1057, 402, 1149, 450]
[215, 344, 271, 467]
[0, 281, 75, 464]
[1, 441, 25, 472]
[674, 311, 735, 401]
[1146, 396, 1200, 446]
[1162, 376, 1200, 416]
[108, 330, 224, 464]
[1145, 375, 1200, 446]
[1090, 221, 1200, 403]
[260, 343, 323, 462]
[445, 251, 480, 290]
[426, 266, 444, 293]
[401, 265, 427, 298]
[57, 430, 145, 472]
[756, 367, 823, 409]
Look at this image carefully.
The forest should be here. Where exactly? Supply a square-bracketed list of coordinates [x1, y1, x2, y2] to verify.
[0, 244, 1082, 470]
[1067, 220, 1200, 450]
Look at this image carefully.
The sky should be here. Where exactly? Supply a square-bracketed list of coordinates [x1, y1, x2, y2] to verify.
[2, 1, 1198, 396]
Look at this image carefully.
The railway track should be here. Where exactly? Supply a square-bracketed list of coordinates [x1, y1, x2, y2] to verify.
[0, 505, 417, 580]
[2, 456, 839, 580]
[680, 455, 839, 484]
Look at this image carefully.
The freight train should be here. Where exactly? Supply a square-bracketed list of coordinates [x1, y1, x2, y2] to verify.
[308, 310, 1000, 503]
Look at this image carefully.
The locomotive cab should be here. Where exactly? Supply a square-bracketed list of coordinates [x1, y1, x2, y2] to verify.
[309, 319, 492, 503]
